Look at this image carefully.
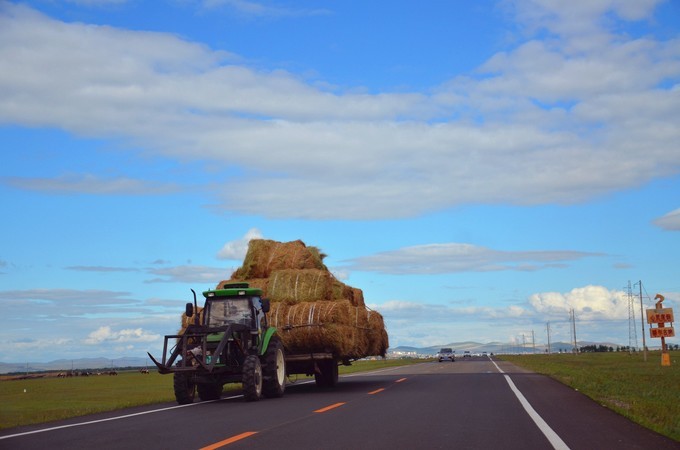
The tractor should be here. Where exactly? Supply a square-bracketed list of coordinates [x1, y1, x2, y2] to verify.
[148, 283, 286, 404]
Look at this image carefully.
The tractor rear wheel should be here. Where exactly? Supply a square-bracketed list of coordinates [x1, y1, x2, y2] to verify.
[197, 382, 223, 401]
[173, 372, 196, 405]
[314, 359, 338, 388]
[262, 337, 286, 398]
[242, 355, 263, 401]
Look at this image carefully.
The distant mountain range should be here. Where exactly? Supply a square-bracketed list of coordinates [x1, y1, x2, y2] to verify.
[1, 340, 629, 374]
[389, 340, 624, 356]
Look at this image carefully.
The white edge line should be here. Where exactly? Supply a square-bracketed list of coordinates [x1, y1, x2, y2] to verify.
[491, 360, 570, 450]
[0, 394, 243, 441]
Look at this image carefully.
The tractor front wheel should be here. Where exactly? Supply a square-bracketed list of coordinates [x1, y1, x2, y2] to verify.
[173, 372, 196, 405]
[242, 355, 263, 401]
[262, 337, 286, 398]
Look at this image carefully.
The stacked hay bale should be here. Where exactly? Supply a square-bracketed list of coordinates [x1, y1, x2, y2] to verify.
[179, 307, 203, 334]
[218, 239, 388, 358]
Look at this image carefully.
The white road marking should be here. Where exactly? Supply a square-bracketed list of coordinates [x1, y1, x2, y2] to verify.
[0, 394, 243, 441]
[491, 360, 571, 450]
[1, 378, 321, 441]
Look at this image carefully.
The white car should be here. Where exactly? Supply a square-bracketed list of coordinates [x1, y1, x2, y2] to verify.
[437, 348, 455, 362]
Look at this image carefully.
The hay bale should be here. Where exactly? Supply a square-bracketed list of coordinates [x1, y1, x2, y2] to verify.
[217, 278, 269, 292]
[328, 280, 365, 307]
[349, 287, 365, 307]
[268, 301, 387, 358]
[266, 269, 333, 303]
[231, 239, 327, 280]
[179, 307, 204, 335]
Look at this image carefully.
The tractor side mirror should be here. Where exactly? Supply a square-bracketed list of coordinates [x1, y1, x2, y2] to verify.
[185, 302, 194, 318]
[261, 298, 271, 313]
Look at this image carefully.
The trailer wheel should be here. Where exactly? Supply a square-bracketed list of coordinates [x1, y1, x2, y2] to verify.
[197, 383, 223, 401]
[314, 359, 339, 388]
[262, 337, 286, 398]
[242, 355, 263, 401]
[173, 372, 196, 405]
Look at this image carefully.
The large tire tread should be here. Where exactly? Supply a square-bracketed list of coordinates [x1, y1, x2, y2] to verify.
[262, 337, 286, 398]
[173, 372, 196, 405]
[242, 354, 263, 401]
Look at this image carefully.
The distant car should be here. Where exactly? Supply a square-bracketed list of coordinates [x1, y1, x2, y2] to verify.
[463, 351, 471, 358]
[437, 348, 455, 362]
[482, 351, 488, 357]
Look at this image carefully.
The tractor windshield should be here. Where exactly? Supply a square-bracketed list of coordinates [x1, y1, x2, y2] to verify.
[207, 298, 253, 327]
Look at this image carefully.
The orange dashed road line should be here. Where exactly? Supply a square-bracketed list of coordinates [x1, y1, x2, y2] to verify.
[314, 402, 346, 413]
[395, 377, 407, 383]
[200, 431, 258, 449]
[368, 388, 385, 395]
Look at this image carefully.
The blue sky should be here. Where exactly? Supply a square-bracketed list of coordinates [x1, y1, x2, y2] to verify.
[1, 0, 679, 363]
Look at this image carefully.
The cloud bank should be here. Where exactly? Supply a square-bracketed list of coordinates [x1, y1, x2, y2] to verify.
[1, 2, 678, 220]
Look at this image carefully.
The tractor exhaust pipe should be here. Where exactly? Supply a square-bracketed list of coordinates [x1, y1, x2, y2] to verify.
[191, 289, 199, 326]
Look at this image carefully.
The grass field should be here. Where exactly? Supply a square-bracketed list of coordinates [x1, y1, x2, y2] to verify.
[500, 350, 680, 441]
[0, 358, 421, 430]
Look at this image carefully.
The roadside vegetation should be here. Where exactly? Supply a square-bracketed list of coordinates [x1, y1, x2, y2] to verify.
[0, 358, 422, 430]
[500, 351, 680, 441]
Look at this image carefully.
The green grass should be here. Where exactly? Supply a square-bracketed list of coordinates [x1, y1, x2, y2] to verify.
[339, 358, 423, 374]
[0, 359, 422, 430]
[0, 372, 176, 429]
[500, 351, 680, 441]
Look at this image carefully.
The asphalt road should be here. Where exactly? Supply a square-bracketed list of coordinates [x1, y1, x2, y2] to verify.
[1, 357, 677, 450]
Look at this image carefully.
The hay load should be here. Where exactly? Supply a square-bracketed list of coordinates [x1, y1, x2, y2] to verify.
[221, 238, 388, 359]
[230, 239, 327, 279]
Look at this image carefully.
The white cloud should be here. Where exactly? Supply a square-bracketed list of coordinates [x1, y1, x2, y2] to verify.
[217, 228, 263, 260]
[201, 0, 331, 18]
[84, 326, 159, 344]
[0, 3, 678, 221]
[65, 0, 128, 6]
[3, 174, 180, 196]
[0, 288, 134, 303]
[508, 0, 663, 41]
[347, 243, 601, 274]
[529, 285, 631, 320]
[371, 284, 675, 348]
[145, 265, 231, 283]
[372, 300, 536, 347]
[652, 208, 680, 230]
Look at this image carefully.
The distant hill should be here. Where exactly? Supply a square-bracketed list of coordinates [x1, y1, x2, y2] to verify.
[389, 340, 624, 356]
[0, 357, 151, 374]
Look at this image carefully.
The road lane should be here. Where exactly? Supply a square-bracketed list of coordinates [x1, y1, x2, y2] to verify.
[2, 358, 678, 450]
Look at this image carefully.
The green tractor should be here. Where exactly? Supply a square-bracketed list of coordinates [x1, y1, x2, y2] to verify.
[148, 283, 286, 404]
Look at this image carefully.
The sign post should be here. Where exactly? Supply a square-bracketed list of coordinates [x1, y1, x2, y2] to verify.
[646, 294, 674, 367]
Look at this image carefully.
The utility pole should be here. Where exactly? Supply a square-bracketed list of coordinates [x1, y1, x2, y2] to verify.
[637, 280, 648, 361]
[531, 330, 535, 354]
[570, 309, 578, 353]
[546, 322, 551, 354]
